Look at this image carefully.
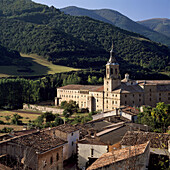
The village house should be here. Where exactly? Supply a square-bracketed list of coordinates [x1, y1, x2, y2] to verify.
[87, 141, 150, 170]
[0, 131, 67, 170]
[77, 135, 109, 169]
[55, 44, 170, 112]
[121, 131, 170, 169]
[44, 124, 80, 160]
[92, 106, 139, 122]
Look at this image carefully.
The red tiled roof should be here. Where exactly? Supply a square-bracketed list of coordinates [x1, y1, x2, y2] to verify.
[78, 136, 107, 145]
[137, 80, 170, 85]
[58, 84, 104, 92]
[121, 131, 170, 149]
[49, 124, 80, 133]
[87, 141, 149, 170]
[11, 132, 67, 153]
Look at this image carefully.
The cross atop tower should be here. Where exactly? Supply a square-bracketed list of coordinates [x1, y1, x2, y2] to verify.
[108, 42, 117, 64]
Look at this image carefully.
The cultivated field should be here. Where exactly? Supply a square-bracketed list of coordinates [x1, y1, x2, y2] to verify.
[0, 53, 78, 77]
[0, 110, 42, 133]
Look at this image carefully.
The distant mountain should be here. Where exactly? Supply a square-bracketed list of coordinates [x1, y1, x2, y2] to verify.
[0, 0, 169, 74]
[61, 6, 170, 47]
[138, 18, 170, 38]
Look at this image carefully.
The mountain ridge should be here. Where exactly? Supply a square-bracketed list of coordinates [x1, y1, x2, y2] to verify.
[137, 18, 170, 38]
[0, 0, 169, 74]
[61, 6, 170, 47]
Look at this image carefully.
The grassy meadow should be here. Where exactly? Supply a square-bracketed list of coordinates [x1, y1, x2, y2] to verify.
[0, 53, 78, 77]
[0, 110, 41, 134]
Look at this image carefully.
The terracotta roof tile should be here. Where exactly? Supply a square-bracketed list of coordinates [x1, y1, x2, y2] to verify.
[87, 141, 149, 170]
[78, 136, 107, 145]
[121, 131, 170, 149]
[50, 124, 80, 133]
[137, 80, 170, 85]
[11, 132, 66, 153]
[58, 84, 104, 92]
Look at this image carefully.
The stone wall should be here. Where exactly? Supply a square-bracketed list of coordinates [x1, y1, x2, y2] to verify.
[92, 110, 116, 120]
[23, 104, 64, 115]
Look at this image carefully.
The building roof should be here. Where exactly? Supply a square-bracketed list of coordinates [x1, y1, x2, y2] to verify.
[11, 131, 67, 153]
[0, 163, 12, 170]
[121, 131, 170, 149]
[58, 84, 104, 92]
[78, 136, 107, 145]
[99, 125, 129, 145]
[137, 80, 170, 85]
[113, 82, 144, 93]
[121, 106, 139, 116]
[50, 124, 80, 133]
[87, 141, 149, 170]
[157, 84, 170, 92]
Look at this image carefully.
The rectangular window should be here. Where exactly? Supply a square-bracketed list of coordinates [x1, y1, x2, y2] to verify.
[91, 148, 94, 157]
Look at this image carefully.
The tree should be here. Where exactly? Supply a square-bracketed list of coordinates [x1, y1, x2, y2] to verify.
[5, 115, 10, 123]
[11, 114, 23, 125]
[137, 103, 170, 132]
[53, 115, 64, 126]
[43, 112, 55, 122]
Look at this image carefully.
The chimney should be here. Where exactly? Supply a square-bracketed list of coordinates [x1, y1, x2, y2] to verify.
[125, 73, 129, 82]
[94, 130, 97, 138]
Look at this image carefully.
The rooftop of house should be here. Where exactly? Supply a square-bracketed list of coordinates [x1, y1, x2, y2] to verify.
[0, 163, 12, 170]
[121, 131, 170, 149]
[99, 125, 129, 145]
[126, 123, 151, 132]
[10, 129, 37, 137]
[137, 80, 170, 86]
[87, 141, 149, 170]
[58, 84, 104, 92]
[81, 118, 130, 145]
[121, 106, 139, 116]
[78, 136, 107, 145]
[48, 123, 80, 133]
[11, 131, 67, 153]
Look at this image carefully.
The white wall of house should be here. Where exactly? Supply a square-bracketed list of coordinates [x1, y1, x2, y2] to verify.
[66, 130, 79, 160]
[92, 110, 116, 120]
[78, 143, 108, 169]
[121, 112, 133, 120]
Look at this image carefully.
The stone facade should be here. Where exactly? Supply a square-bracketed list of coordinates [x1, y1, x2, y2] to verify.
[23, 104, 64, 114]
[55, 45, 170, 112]
[0, 132, 66, 170]
[44, 124, 80, 160]
[77, 137, 108, 169]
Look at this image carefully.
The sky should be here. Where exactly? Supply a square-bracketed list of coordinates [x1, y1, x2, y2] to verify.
[33, 0, 170, 21]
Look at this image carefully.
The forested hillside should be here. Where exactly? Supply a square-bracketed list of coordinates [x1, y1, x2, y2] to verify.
[0, 0, 170, 72]
[61, 6, 170, 47]
[0, 44, 29, 66]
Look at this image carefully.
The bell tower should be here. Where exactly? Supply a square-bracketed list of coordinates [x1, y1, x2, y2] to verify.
[104, 43, 121, 92]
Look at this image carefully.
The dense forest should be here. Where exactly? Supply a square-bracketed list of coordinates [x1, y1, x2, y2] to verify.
[61, 6, 170, 47]
[0, 70, 105, 109]
[0, 0, 169, 72]
[0, 44, 29, 66]
[0, 68, 169, 110]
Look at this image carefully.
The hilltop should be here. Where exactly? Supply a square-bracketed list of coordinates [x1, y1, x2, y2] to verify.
[61, 6, 170, 47]
[138, 18, 170, 38]
[0, 0, 169, 76]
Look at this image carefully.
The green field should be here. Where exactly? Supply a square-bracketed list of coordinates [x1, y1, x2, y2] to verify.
[0, 53, 78, 77]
